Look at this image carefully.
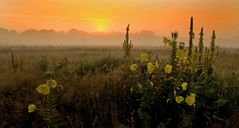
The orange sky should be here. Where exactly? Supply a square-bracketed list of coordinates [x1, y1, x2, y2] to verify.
[0, 0, 239, 37]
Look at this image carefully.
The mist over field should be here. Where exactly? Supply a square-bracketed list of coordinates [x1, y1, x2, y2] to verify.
[0, 27, 239, 48]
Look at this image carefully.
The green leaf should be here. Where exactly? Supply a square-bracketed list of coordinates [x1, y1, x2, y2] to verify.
[117, 124, 129, 128]
[157, 122, 166, 128]
[163, 37, 171, 47]
[215, 99, 228, 107]
[137, 108, 151, 128]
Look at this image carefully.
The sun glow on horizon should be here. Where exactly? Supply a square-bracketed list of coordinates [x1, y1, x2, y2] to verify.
[0, 0, 239, 37]
[90, 18, 110, 32]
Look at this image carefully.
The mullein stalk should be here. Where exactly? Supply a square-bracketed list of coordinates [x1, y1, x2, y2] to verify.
[171, 32, 178, 72]
[204, 48, 210, 80]
[188, 17, 194, 58]
[198, 27, 204, 63]
[192, 46, 198, 73]
[208, 30, 217, 74]
[210, 30, 216, 60]
[123, 24, 133, 58]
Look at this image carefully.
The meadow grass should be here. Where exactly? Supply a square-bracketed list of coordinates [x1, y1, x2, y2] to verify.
[0, 46, 238, 127]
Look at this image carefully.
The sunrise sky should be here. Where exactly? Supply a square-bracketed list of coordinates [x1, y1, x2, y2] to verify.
[0, 0, 239, 37]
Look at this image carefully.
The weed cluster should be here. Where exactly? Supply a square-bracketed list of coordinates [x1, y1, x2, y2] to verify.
[124, 17, 239, 128]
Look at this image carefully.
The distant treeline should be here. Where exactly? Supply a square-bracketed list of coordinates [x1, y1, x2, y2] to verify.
[0, 27, 238, 47]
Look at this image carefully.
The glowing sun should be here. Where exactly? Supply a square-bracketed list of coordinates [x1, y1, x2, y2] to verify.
[91, 18, 109, 32]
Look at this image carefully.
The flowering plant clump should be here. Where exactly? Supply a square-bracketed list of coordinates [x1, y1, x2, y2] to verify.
[28, 79, 64, 127]
[128, 48, 198, 127]
[125, 18, 228, 128]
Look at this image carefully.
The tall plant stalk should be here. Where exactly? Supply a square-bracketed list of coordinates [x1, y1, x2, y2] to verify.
[198, 27, 204, 62]
[188, 17, 194, 58]
[123, 24, 133, 58]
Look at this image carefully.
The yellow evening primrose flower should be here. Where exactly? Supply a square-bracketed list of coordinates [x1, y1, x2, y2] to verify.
[175, 96, 184, 104]
[164, 64, 172, 74]
[36, 84, 50, 95]
[147, 62, 154, 74]
[47, 79, 57, 88]
[140, 52, 150, 62]
[130, 64, 138, 72]
[181, 82, 188, 91]
[28, 104, 36, 113]
[185, 93, 196, 106]
[176, 50, 187, 59]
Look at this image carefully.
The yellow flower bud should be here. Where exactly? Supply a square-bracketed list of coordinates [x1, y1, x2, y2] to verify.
[140, 52, 150, 62]
[181, 82, 188, 91]
[174, 89, 177, 96]
[155, 60, 159, 68]
[130, 64, 138, 72]
[147, 62, 154, 74]
[47, 79, 57, 88]
[28, 104, 36, 113]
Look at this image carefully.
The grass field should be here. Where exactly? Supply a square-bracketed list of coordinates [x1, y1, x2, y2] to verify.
[0, 45, 238, 127]
[0, 46, 238, 78]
